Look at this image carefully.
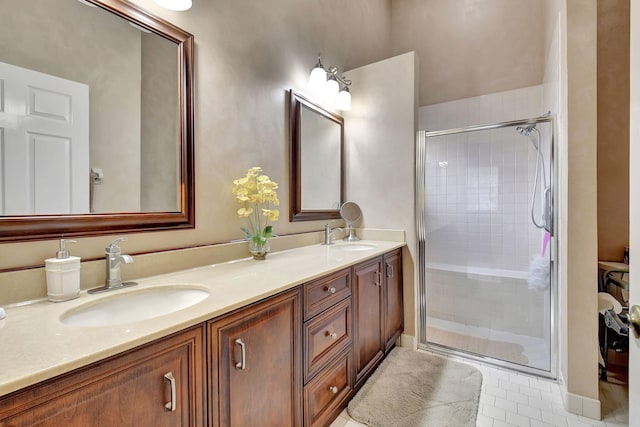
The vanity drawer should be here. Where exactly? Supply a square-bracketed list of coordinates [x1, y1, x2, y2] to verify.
[304, 350, 353, 427]
[304, 297, 352, 381]
[304, 268, 351, 320]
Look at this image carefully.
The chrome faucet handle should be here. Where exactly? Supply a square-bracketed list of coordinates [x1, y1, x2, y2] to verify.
[322, 223, 344, 245]
[106, 237, 127, 253]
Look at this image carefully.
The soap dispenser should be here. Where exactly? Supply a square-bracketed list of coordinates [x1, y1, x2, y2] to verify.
[45, 239, 81, 302]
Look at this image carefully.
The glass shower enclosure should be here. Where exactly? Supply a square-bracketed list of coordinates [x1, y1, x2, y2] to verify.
[416, 117, 556, 377]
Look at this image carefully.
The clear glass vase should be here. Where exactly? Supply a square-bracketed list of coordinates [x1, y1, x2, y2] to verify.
[249, 239, 270, 260]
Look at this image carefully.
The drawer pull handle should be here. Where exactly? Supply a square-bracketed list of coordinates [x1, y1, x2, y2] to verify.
[329, 385, 339, 394]
[164, 372, 176, 412]
[325, 286, 337, 294]
[326, 331, 338, 339]
[374, 271, 381, 287]
[235, 339, 246, 370]
[386, 263, 394, 279]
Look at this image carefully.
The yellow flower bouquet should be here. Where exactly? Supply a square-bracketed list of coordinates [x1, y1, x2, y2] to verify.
[232, 167, 280, 259]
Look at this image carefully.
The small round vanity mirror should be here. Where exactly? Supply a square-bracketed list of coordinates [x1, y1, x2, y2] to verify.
[340, 202, 362, 241]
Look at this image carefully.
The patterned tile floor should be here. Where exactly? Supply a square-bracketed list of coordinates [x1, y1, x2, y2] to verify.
[330, 352, 628, 427]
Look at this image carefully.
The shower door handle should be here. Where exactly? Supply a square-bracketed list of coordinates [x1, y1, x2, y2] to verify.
[543, 186, 553, 234]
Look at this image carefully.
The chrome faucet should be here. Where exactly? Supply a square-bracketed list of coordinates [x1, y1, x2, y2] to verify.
[88, 238, 137, 294]
[322, 224, 343, 245]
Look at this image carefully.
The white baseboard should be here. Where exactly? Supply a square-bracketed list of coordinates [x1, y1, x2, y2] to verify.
[558, 371, 601, 420]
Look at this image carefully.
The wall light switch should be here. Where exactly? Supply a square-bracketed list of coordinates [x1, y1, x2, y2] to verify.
[91, 168, 104, 185]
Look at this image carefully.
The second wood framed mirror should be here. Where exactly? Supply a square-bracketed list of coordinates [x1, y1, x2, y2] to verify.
[289, 90, 344, 222]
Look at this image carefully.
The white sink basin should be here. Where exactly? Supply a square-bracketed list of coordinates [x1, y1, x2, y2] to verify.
[330, 243, 377, 252]
[61, 285, 209, 327]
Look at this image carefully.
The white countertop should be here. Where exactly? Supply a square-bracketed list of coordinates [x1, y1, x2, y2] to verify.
[0, 240, 404, 397]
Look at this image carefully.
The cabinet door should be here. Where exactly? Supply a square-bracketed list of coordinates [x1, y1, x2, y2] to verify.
[209, 288, 302, 427]
[383, 249, 404, 352]
[353, 257, 384, 385]
[0, 327, 205, 427]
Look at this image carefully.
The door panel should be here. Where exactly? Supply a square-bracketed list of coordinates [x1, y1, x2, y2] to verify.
[384, 250, 403, 352]
[629, 2, 639, 420]
[210, 289, 302, 427]
[0, 61, 89, 215]
[354, 258, 384, 384]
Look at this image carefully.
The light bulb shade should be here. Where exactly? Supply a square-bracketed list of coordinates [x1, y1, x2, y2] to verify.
[154, 0, 192, 11]
[308, 66, 327, 94]
[337, 88, 352, 111]
[325, 77, 340, 101]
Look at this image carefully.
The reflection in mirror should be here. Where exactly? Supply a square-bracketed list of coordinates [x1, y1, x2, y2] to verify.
[0, 0, 179, 214]
[290, 90, 344, 221]
[0, 0, 194, 242]
[300, 107, 341, 210]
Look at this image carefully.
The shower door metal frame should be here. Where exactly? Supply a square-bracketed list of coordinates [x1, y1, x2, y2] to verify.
[416, 115, 557, 379]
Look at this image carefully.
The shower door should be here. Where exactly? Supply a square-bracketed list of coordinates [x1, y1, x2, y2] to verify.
[417, 117, 556, 376]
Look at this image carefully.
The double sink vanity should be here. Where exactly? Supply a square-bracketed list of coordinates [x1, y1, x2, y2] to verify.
[0, 239, 404, 426]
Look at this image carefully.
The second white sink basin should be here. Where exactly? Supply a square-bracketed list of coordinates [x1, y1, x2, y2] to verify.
[61, 285, 209, 327]
[330, 243, 377, 252]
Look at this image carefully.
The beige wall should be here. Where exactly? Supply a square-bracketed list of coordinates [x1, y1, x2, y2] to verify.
[391, 0, 545, 106]
[597, 0, 630, 262]
[344, 52, 417, 338]
[563, 0, 600, 415]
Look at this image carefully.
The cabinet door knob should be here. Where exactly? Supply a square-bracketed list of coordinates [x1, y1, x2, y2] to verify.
[325, 286, 337, 294]
[164, 372, 176, 412]
[326, 331, 338, 339]
[329, 385, 338, 394]
[235, 339, 246, 370]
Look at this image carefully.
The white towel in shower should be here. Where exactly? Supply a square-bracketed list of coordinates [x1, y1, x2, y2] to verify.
[528, 255, 550, 291]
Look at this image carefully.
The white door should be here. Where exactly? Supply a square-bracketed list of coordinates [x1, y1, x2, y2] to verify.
[629, 1, 639, 424]
[0, 61, 89, 215]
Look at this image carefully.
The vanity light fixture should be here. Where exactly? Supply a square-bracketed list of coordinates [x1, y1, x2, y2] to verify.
[308, 54, 352, 111]
[153, 0, 192, 11]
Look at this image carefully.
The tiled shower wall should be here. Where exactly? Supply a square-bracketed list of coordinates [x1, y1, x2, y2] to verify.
[420, 85, 546, 273]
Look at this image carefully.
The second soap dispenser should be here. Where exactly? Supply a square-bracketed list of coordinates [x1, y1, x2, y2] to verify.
[45, 239, 81, 302]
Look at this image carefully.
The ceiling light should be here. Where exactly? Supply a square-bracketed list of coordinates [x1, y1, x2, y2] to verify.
[153, 0, 192, 11]
[76, 0, 97, 7]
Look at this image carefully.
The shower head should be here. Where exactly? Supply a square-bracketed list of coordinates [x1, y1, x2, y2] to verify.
[516, 124, 536, 136]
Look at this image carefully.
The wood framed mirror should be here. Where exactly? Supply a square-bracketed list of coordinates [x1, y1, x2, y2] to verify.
[289, 90, 344, 222]
[0, 0, 194, 242]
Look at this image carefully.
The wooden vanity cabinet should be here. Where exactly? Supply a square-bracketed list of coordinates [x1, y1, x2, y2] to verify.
[0, 326, 205, 427]
[208, 288, 302, 427]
